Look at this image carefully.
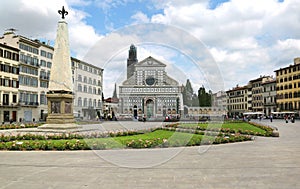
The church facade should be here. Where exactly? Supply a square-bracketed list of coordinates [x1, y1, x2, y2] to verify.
[118, 45, 183, 119]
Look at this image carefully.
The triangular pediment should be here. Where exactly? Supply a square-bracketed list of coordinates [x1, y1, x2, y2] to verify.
[135, 56, 166, 67]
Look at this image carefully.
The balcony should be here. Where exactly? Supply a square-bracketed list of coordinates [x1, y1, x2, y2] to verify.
[0, 102, 19, 108]
[264, 102, 276, 106]
[20, 60, 40, 68]
[18, 101, 39, 107]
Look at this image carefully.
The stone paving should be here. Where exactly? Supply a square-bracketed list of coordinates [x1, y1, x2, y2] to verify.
[0, 119, 299, 189]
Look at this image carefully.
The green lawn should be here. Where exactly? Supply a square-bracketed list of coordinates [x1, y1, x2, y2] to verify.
[86, 130, 211, 148]
[179, 122, 267, 135]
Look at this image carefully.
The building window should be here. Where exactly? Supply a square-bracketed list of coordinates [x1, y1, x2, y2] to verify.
[41, 50, 47, 57]
[47, 62, 52, 68]
[40, 92, 46, 105]
[12, 80, 18, 88]
[40, 60, 46, 67]
[47, 52, 53, 59]
[83, 98, 87, 107]
[40, 81, 48, 88]
[78, 84, 82, 92]
[93, 99, 96, 107]
[78, 97, 82, 107]
[3, 94, 9, 105]
[88, 98, 92, 107]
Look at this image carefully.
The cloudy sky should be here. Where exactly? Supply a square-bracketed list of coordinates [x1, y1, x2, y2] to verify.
[1, 0, 300, 97]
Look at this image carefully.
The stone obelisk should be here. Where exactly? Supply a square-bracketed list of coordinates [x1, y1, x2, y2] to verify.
[39, 6, 78, 129]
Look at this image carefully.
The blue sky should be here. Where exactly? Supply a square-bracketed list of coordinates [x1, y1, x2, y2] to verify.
[75, 0, 232, 33]
[1, 0, 299, 97]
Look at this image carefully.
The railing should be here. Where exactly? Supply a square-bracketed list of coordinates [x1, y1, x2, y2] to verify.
[18, 101, 39, 106]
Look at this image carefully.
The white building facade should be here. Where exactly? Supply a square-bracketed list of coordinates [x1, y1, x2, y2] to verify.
[119, 45, 183, 120]
[0, 31, 103, 122]
[72, 58, 103, 120]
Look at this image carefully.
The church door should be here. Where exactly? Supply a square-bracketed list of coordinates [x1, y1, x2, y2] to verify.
[146, 99, 154, 118]
[133, 105, 138, 119]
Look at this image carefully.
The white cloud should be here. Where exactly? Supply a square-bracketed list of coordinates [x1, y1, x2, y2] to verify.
[148, 0, 300, 90]
[131, 11, 150, 24]
[95, 0, 135, 12]
[2, 0, 300, 95]
[0, 0, 102, 60]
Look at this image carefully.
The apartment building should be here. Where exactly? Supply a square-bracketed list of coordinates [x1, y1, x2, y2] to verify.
[212, 91, 227, 110]
[275, 58, 300, 112]
[0, 30, 103, 122]
[0, 43, 20, 123]
[72, 57, 103, 120]
[262, 78, 277, 116]
[226, 85, 251, 117]
[249, 76, 274, 113]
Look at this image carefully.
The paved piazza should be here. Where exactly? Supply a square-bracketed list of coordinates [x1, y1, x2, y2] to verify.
[0, 119, 299, 189]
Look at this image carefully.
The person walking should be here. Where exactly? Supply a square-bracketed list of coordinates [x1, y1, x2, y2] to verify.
[291, 115, 295, 123]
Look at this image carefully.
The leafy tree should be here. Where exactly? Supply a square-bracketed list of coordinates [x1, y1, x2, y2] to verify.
[192, 94, 199, 106]
[198, 86, 212, 107]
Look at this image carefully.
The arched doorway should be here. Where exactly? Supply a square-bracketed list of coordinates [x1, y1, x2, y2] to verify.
[146, 99, 154, 118]
[133, 105, 138, 119]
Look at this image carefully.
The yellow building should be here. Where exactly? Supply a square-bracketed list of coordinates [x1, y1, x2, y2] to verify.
[226, 85, 251, 117]
[275, 58, 300, 112]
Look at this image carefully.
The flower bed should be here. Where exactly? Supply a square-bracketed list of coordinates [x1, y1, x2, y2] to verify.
[0, 123, 40, 130]
[0, 128, 254, 151]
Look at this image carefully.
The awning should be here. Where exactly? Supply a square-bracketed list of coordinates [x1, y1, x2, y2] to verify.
[243, 112, 264, 115]
[271, 111, 296, 114]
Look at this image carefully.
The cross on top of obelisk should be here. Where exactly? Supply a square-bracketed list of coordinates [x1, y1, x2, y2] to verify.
[58, 6, 68, 19]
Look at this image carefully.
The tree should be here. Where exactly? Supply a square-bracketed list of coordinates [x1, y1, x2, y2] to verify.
[198, 86, 212, 107]
[192, 94, 199, 106]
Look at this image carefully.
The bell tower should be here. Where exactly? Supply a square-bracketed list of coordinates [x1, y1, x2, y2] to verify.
[127, 44, 138, 79]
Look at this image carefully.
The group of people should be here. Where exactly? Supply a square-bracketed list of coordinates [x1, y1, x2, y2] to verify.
[241, 114, 297, 123]
[284, 114, 295, 123]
